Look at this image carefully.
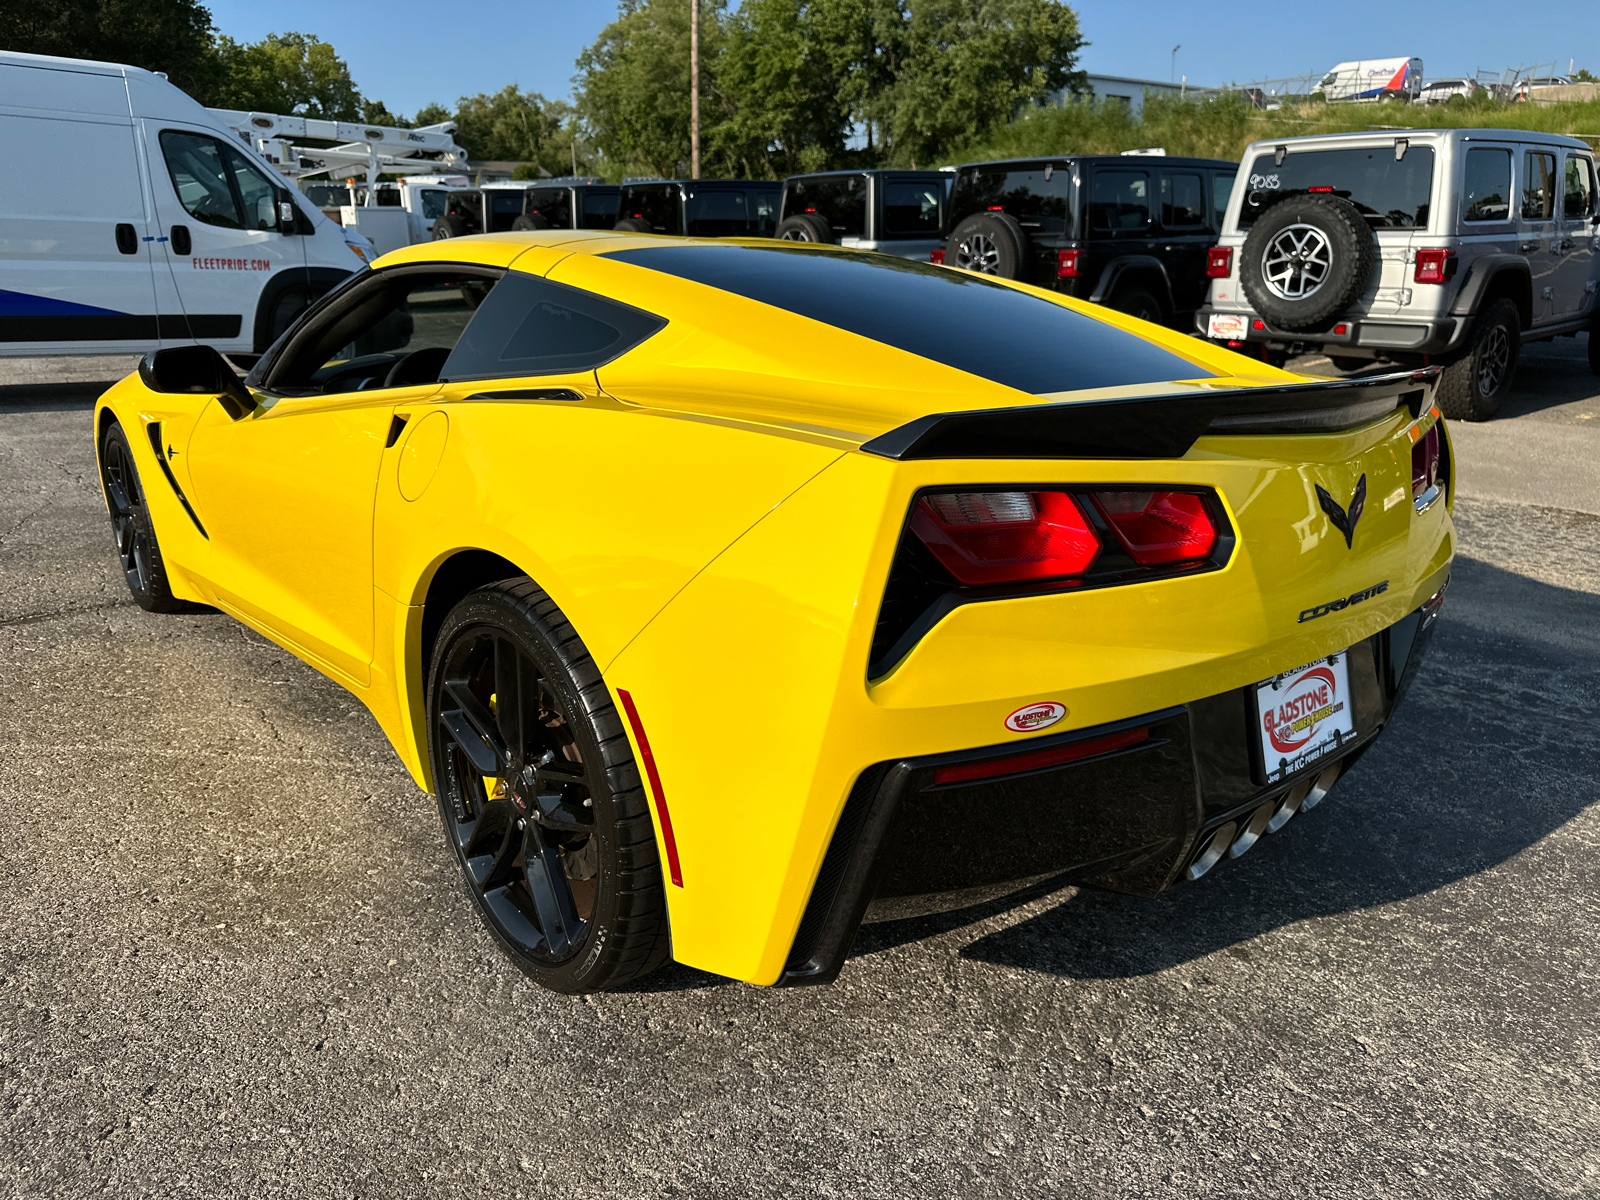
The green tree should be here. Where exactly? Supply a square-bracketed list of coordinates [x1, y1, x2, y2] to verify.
[450, 86, 594, 176]
[209, 32, 363, 119]
[412, 102, 455, 128]
[0, 0, 220, 98]
[1575, 68, 1598, 84]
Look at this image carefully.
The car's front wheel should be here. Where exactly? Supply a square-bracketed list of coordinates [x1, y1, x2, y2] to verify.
[427, 579, 670, 993]
[98, 421, 187, 613]
[1436, 298, 1519, 420]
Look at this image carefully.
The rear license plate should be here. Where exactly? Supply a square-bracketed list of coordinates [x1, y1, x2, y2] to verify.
[1208, 313, 1249, 340]
[1255, 653, 1356, 783]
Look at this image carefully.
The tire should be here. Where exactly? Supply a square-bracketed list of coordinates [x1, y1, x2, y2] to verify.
[266, 288, 312, 343]
[1109, 287, 1163, 324]
[1435, 298, 1520, 421]
[1588, 327, 1600, 375]
[98, 421, 188, 614]
[427, 579, 670, 993]
[777, 213, 833, 243]
[1239, 195, 1376, 330]
[945, 212, 1028, 280]
[613, 217, 653, 233]
[432, 214, 468, 240]
[511, 214, 551, 232]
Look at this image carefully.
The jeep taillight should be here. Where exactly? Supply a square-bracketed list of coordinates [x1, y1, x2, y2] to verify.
[1414, 249, 1456, 284]
[1056, 249, 1081, 278]
[1092, 492, 1219, 565]
[1206, 247, 1233, 278]
[930, 249, 946, 264]
[1412, 423, 1441, 505]
[910, 491, 1099, 586]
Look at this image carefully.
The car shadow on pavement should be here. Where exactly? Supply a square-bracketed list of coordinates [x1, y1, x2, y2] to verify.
[849, 555, 1600, 980]
[0, 379, 120, 414]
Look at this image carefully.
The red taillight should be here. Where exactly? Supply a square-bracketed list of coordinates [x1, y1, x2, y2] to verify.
[930, 248, 946, 264]
[1412, 423, 1441, 502]
[1414, 249, 1456, 284]
[1206, 246, 1233, 278]
[933, 727, 1150, 785]
[1308, 185, 1335, 193]
[1252, 318, 1266, 331]
[1093, 492, 1218, 565]
[1056, 249, 1081, 278]
[987, 205, 1004, 211]
[910, 491, 1100, 586]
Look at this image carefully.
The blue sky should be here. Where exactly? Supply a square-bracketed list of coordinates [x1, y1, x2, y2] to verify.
[208, 0, 1598, 118]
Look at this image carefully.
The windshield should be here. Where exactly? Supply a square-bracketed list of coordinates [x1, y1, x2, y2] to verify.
[949, 165, 1074, 235]
[1241, 146, 1435, 230]
[420, 189, 448, 219]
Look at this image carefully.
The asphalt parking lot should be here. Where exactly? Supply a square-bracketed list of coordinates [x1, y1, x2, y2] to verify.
[2, 341, 1598, 1199]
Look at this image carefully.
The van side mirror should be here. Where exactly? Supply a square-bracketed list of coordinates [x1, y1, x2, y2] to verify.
[139, 344, 254, 420]
[276, 190, 299, 236]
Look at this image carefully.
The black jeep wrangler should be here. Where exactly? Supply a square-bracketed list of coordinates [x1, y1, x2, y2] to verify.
[776, 169, 949, 260]
[941, 155, 1238, 326]
[432, 181, 621, 238]
[615, 179, 782, 238]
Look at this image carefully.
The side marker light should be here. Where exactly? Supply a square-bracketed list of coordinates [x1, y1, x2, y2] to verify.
[617, 689, 682, 887]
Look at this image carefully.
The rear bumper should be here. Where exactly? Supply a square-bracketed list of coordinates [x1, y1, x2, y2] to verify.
[1195, 309, 1468, 357]
[778, 583, 1447, 986]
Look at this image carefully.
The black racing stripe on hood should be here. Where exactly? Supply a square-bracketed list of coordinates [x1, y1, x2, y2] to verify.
[601, 243, 1214, 395]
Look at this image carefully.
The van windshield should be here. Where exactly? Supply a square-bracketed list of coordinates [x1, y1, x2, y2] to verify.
[1240, 146, 1435, 230]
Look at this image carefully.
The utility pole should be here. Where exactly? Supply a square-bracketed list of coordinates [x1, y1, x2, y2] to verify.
[1171, 45, 1181, 84]
[690, 0, 701, 179]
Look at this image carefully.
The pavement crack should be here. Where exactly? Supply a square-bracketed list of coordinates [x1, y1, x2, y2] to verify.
[0, 601, 139, 629]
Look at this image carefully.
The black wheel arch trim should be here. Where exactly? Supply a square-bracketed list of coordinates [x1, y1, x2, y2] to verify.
[1088, 255, 1174, 311]
[251, 266, 355, 354]
[1449, 256, 1532, 324]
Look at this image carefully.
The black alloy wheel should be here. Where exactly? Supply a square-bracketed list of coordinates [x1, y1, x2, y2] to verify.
[1435, 298, 1520, 421]
[98, 421, 186, 613]
[1110, 287, 1164, 324]
[427, 580, 669, 993]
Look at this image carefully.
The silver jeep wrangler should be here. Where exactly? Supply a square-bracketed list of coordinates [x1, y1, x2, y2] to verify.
[1196, 129, 1600, 418]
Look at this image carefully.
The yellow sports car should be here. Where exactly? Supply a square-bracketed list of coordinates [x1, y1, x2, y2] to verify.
[95, 232, 1453, 993]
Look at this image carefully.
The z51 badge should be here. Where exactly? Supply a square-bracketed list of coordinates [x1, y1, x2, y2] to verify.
[1255, 653, 1356, 782]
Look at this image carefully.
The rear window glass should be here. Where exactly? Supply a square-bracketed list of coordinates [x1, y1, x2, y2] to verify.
[489, 191, 525, 214]
[442, 272, 666, 380]
[1523, 152, 1557, 220]
[622, 185, 682, 234]
[950, 166, 1073, 235]
[582, 190, 620, 228]
[687, 190, 750, 237]
[1241, 147, 1435, 229]
[882, 180, 943, 237]
[602, 244, 1212, 395]
[1461, 148, 1511, 222]
[786, 175, 868, 239]
[526, 189, 572, 228]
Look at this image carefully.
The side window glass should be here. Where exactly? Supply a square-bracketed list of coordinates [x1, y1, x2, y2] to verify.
[582, 190, 620, 229]
[274, 273, 491, 394]
[442, 272, 667, 379]
[882, 182, 943, 236]
[420, 190, 448, 220]
[1522, 151, 1556, 221]
[159, 131, 242, 229]
[750, 190, 778, 237]
[686, 190, 749, 237]
[528, 189, 572, 228]
[225, 146, 279, 231]
[1213, 171, 1236, 230]
[1160, 173, 1204, 227]
[1462, 148, 1512, 222]
[1089, 171, 1151, 232]
[1563, 155, 1596, 219]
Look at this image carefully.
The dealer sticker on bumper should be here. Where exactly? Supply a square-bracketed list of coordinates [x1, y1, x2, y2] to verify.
[1256, 653, 1356, 783]
[1207, 313, 1249, 340]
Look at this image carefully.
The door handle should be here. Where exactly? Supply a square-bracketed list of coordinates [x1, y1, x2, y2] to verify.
[115, 223, 138, 255]
[170, 225, 192, 255]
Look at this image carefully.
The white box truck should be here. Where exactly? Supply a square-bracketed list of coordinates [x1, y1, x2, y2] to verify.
[0, 50, 372, 358]
[1317, 58, 1424, 103]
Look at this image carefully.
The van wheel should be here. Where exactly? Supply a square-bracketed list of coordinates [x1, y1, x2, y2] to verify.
[266, 289, 311, 343]
[945, 213, 1028, 280]
[1436, 299, 1519, 420]
[1110, 287, 1163, 324]
[98, 422, 187, 613]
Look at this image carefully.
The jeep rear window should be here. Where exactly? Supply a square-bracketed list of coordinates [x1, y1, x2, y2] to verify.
[603, 243, 1213, 395]
[950, 166, 1073, 235]
[582, 191, 620, 228]
[882, 181, 943, 237]
[1240, 147, 1435, 229]
[786, 175, 867, 238]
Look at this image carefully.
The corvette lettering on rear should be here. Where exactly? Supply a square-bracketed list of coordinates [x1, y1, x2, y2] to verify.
[1298, 579, 1389, 623]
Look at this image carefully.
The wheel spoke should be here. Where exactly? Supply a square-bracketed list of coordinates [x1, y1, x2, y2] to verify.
[521, 822, 583, 956]
[441, 673, 508, 775]
[493, 636, 543, 773]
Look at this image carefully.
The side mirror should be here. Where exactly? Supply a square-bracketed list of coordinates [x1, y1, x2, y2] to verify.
[139, 344, 254, 420]
[276, 190, 299, 236]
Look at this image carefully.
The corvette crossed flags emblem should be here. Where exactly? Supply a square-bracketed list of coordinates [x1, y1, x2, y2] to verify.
[1316, 474, 1367, 549]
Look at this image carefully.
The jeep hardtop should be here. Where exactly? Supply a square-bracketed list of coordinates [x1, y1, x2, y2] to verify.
[776, 170, 949, 261]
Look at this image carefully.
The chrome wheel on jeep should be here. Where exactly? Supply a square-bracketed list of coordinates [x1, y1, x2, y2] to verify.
[956, 232, 1000, 273]
[1260, 224, 1332, 300]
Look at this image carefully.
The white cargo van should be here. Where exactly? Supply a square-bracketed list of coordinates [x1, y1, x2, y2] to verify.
[0, 50, 368, 358]
[1318, 58, 1424, 104]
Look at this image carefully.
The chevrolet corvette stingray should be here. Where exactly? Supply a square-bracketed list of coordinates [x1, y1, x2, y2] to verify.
[94, 232, 1453, 992]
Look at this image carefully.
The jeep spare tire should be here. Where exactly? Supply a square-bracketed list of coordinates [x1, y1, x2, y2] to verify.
[946, 212, 1028, 280]
[613, 216, 653, 233]
[777, 213, 834, 242]
[1239, 194, 1375, 330]
[432, 214, 468, 240]
[511, 213, 551, 231]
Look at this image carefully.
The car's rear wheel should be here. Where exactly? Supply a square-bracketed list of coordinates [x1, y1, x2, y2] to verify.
[946, 212, 1027, 280]
[1110, 287, 1163, 324]
[776, 213, 833, 242]
[98, 421, 187, 613]
[1436, 299, 1519, 420]
[427, 579, 670, 993]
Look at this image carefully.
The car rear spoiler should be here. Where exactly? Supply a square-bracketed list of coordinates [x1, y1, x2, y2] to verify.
[860, 367, 1440, 460]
